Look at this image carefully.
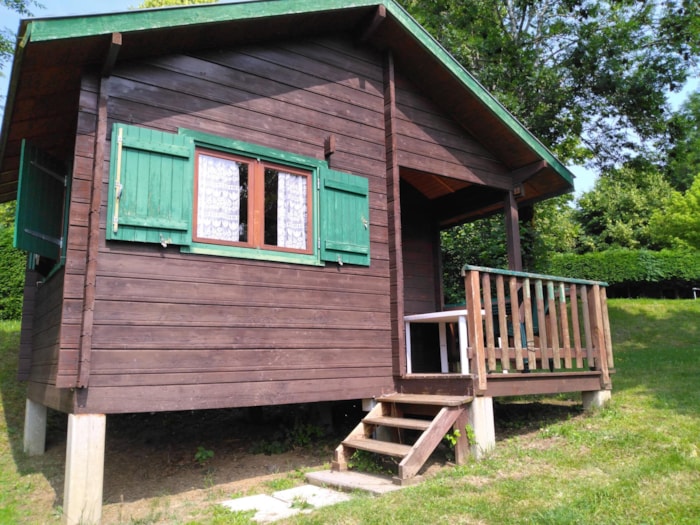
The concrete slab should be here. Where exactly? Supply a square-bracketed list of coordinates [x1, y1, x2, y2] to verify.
[221, 494, 298, 523]
[220, 484, 351, 523]
[273, 485, 352, 507]
[306, 470, 405, 495]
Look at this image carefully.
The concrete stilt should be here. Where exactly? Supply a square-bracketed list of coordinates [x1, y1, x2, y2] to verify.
[582, 390, 612, 411]
[23, 399, 47, 456]
[467, 396, 495, 459]
[63, 413, 106, 525]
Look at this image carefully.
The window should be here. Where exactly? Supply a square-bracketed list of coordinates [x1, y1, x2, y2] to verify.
[14, 140, 71, 278]
[194, 150, 312, 254]
[107, 123, 370, 266]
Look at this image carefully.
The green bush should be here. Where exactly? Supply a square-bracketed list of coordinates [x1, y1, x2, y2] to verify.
[0, 226, 25, 320]
[542, 248, 700, 298]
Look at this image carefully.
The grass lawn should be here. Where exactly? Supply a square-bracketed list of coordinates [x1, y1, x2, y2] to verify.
[1, 299, 699, 524]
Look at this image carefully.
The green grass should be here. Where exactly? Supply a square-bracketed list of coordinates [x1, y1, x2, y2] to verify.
[1, 299, 699, 524]
[285, 299, 700, 525]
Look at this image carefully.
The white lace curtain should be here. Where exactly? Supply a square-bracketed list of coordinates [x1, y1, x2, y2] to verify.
[197, 154, 241, 242]
[277, 172, 307, 249]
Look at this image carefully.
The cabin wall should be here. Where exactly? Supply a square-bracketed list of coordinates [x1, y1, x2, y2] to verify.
[401, 181, 440, 316]
[394, 73, 507, 185]
[77, 38, 394, 413]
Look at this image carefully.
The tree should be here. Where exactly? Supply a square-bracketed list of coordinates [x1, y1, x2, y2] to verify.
[400, 0, 700, 169]
[576, 162, 674, 252]
[1, 1, 40, 77]
[666, 91, 700, 192]
[649, 175, 700, 250]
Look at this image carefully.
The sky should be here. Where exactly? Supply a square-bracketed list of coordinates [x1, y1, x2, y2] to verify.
[1, 0, 698, 198]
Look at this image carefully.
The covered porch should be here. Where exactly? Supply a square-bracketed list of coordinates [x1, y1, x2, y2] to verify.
[399, 265, 614, 400]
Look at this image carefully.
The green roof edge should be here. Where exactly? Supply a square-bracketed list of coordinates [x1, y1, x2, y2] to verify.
[383, 1, 574, 187]
[18, 0, 573, 188]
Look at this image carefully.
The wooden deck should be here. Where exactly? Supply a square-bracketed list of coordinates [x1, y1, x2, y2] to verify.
[399, 266, 614, 399]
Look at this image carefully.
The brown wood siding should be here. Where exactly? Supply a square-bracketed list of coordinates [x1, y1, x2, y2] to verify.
[18, 269, 37, 380]
[394, 73, 509, 188]
[25, 269, 64, 388]
[80, 38, 395, 413]
[401, 182, 440, 315]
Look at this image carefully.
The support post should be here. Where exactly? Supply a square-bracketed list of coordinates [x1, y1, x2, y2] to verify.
[504, 191, 522, 271]
[582, 390, 611, 411]
[63, 413, 106, 525]
[23, 399, 47, 456]
[467, 396, 495, 459]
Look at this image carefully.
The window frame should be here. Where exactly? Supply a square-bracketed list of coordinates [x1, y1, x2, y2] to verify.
[193, 148, 314, 256]
[180, 128, 323, 266]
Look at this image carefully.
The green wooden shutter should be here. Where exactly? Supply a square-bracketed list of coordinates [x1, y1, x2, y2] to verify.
[14, 141, 67, 259]
[320, 167, 370, 266]
[107, 123, 193, 246]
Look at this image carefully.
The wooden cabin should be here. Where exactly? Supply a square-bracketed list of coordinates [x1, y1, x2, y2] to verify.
[0, 1, 613, 523]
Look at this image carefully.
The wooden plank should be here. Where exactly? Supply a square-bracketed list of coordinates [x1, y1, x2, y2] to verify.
[377, 393, 473, 407]
[465, 270, 487, 392]
[570, 284, 584, 368]
[363, 416, 431, 432]
[484, 372, 604, 397]
[535, 279, 547, 368]
[523, 278, 535, 369]
[494, 275, 509, 371]
[558, 282, 572, 369]
[342, 437, 411, 458]
[482, 273, 496, 372]
[547, 281, 560, 369]
[508, 276, 523, 370]
[76, 375, 395, 413]
[398, 406, 463, 479]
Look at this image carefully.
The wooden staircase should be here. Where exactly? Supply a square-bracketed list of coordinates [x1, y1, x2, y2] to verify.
[332, 393, 473, 484]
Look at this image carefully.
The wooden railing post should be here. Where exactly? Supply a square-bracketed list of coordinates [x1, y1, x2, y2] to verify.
[465, 269, 487, 393]
[588, 284, 611, 389]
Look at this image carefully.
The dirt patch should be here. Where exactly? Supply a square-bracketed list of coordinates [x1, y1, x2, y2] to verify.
[31, 398, 581, 523]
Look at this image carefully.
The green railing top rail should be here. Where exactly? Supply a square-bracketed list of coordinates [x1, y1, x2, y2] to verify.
[461, 264, 608, 288]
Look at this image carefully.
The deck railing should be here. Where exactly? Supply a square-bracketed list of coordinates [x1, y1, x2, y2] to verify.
[462, 265, 613, 393]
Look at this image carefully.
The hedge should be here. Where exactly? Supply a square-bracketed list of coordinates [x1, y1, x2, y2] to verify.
[541, 248, 700, 298]
[0, 226, 26, 320]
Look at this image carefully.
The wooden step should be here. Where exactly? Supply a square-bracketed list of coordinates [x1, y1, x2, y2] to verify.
[377, 393, 473, 407]
[363, 416, 431, 431]
[342, 438, 412, 458]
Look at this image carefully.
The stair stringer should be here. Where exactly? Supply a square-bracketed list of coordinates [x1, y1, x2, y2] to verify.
[397, 405, 466, 480]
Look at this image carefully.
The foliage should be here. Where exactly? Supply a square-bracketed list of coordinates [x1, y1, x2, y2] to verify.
[0, 215, 24, 320]
[347, 449, 393, 475]
[400, 0, 700, 169]
[544, 248, 700, 297]
[575, 162, 674, 252]
[0, 1, 40, 77]
[194, 445, 214, 466]
[666, 91, 700, 192]
[649, 175, 700, 250]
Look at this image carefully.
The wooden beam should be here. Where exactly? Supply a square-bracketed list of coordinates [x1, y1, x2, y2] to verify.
[511, 160, 548, 184]
[101, 32, 122, 78]
[77, 75, 109, 388]
[505, 191, 522, 271]
[383, 50, 406, 377]
[358, 4, 386, 43]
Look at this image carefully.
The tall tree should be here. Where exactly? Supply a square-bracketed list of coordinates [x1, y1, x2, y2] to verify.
[576, 161, 674, 252]
[400, 0, 700, 168]
[649, 175, 700, 250]
[666, 91, 700, 192]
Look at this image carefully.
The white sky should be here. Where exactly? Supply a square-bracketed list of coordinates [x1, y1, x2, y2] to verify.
[1, 0, 697, 198]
